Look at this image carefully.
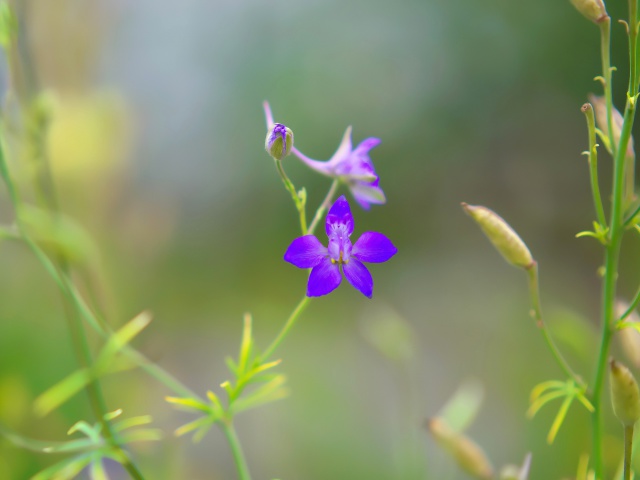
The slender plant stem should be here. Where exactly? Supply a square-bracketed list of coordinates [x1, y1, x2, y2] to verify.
[627, 2, 639, 208]
[582, 103, 608, 228]
[591, 81, 637, 480]
[620, 284, 640, 321]
[623, 202, 640, 227]
[526, 263, 585, 389]
[220, 421, 252, 480]
[0, 135, 146, 479]
[274, 159, 307, 235]
[601, 18, 616, 161]
[261, 296, 311, 361]
[307, 179, 340, 236]
[624, 425, 634, 480]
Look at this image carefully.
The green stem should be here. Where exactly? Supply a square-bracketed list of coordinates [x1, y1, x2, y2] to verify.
[527, 263, 585, 389]
[583, 103, 608, 228]
[600, 18, 616, 162]
[307, 179, 340, 236]
[624, 425, 634, 480]
[261, 296, 311, 361]
[274, 159, 307, 235]
[591, 82, 637, 480]
[623, 202, 640, 227]
[220, 421, 252, 480]
[620, 284, 640, 321]
[0, 137, 145, 480]
[627, 1, 639, 208]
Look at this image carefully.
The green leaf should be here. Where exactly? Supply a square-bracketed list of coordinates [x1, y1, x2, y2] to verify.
[32, 451, 95, 480]
[34, 369, 91, 417]
[238, 313, 254, 375]
[165, 396, 210, 413]
[232, 375, 289, 414]
[439, 379, 484, 433]
[547, 395, 574, 444]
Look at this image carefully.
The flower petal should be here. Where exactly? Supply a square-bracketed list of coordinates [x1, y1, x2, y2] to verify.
[352, 232, 397, 263]
[291, 147, 334, 177]
[352, 137, 381, 157]
[350, 181, 386, 210]
[307, 258, 342, 297]
[343, 258, 373, 298]
[326, 195, 354, 236]
[326, 126, 353, 167]
[284, 235, 328, 268]
[263, 101, 275, 128]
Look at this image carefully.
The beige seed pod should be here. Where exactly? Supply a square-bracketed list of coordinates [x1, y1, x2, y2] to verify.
[615, 301, 640, 369]
[569, 0, 608, 23]
[461, 203, 534, 270]
[609, 358, 640, 426]
[427, 417, 494, 480]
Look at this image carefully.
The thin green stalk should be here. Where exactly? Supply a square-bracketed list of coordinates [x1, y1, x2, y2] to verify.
[623, 202, 640, 226]
[601, 18, 616, 161]
[627, 1, 639, 208]
[220, 421, 252, 480]
[274, 159, 307, 235]
[624, 425, 634, 480]
[621, 284, 640, 321]
[261, 296, 311, 361]
[591, 87, 637, 480]
[526, 263, 585, 389]
[582, 103, 608, 228]
[307, 179, 340, 236]
[0, 139, 145, 480]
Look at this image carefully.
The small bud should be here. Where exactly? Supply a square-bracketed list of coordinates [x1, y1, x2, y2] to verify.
[609, 358, 640, 426]
[265, 123, 293, 160]
[569, 0, 608, 23]
[461, 203, 534, 269]
[589, 94, 634, 158]
[427, 417, 494, 480]
[616, 301, 640, 368]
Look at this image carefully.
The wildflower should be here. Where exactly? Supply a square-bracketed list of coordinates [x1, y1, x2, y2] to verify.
[263, 101, 385, 209]
[284, 195, 397, 298]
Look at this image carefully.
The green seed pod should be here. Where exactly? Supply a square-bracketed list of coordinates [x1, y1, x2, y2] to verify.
[461, 203, 534, 270]
[265, 123, 294, 160]
[569, 0, 608, 23]
[610, 358, 640, 426]
[428, 417, 494, 480]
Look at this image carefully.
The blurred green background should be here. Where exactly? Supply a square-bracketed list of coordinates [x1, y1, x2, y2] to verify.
[1, 0, 639, 478]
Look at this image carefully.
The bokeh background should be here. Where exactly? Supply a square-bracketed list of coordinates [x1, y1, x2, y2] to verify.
[1, 0, 640, 478]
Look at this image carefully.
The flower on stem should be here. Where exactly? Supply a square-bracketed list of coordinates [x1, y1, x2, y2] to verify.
[263, 101, 385, 210]
[284, 195, 397, 298]
[569, 0, 608, 24]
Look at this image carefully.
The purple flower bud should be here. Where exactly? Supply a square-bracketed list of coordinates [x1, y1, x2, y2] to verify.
[265, 123, 294, 161]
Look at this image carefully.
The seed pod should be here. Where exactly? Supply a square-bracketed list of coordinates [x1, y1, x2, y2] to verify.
[610, 358, 640, 426]
[265, 123, 294, 160]
[569, 0, 608, 23]
[427, 417, 494, 480]
[461, 203, 534, 269]
[616, 301, 640, 369]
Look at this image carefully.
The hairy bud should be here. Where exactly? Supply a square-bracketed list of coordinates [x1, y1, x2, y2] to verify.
[569, 0, 608, 23]
[265, 123, 294, 160]
[610, 358, 640, 426]
[461, 203, 534, 269]
[427, 417, 494, 480]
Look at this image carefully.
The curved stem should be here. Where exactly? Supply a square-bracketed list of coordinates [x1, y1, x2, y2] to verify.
[583, 103, 608, 227]
[220, 421, 252, 480]
[274, 159, 307, 235]
[307, 179, 340, 236]
[261, 296, 311, 361]
[527, 263, 585, 389]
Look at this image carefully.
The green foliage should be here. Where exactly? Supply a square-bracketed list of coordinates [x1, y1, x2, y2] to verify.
[1, 410, 161, 480]
[35, 312, 152, 416]
[527, 379, 594, 444]
[167, 313, 288, 442]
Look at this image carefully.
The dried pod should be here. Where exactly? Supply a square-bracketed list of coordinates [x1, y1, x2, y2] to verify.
[610, 358, 640, 426]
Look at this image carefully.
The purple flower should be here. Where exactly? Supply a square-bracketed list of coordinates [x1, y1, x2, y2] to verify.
[263, 101, 385, 210]
[284, 195, 397, 298]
